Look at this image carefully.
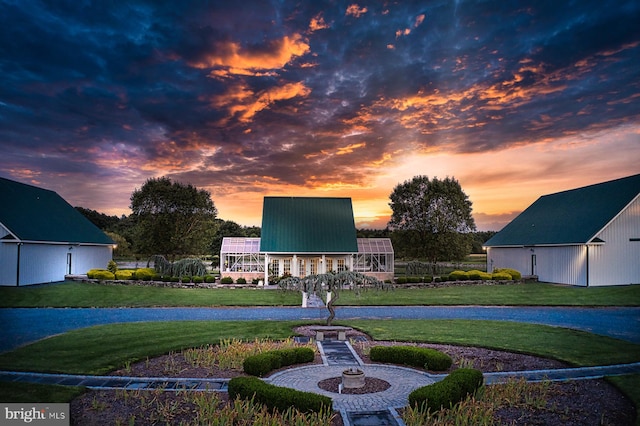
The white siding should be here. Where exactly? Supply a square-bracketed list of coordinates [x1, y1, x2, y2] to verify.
[488, 245, 587, 286]
[589, 196, 640, 286]
[0, 242, 112, 286]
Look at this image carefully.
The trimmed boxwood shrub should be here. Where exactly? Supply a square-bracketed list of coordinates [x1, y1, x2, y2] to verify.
[494, 268, 522, 280]
[204, 275, 216, 283]
[181, 276, 192, 283]
[491, 272, 512, 280]
[236, 277, 247, 284]
[448, 270, 469, 281]
[467, 270, 492, 280]
[396, 277, 408, 284]
[228, 376, 332, 413]
[133, 268, 155, 281]
[87, 269, 115, 280]
[220, 276, 234, 284]
[115, 270, 135, 280]
[193, 276, 204, 284]
[369, 346, 452, 371]
[408, 368, 483, 412]
[243, 347, 315, 377]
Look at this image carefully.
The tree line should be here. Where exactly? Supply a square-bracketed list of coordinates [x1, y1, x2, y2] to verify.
[76, 175, 497, 262]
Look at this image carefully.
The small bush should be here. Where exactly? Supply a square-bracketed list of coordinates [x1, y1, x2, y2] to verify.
[491, 272, 512, 281]
[181, 276, 192, 283]
[152, 274, 162, 281]
[115, 270, 135, 280]
[370, 345, 452, 371]
[448, 270, 469, 281]
[494, 268, 522, 280]
[243, 347, 315, 377]
[133, 268, 155, 281]
[236, 277, 247, 284]
[396, 277, 408, 284]
[220, 276, 234, 284]
[87, 269, 114, 280]
[193, 276, 204, 284]
[252, 278, 261, 284]
[228, 376, 332, 414]
[205, 275, 217, 283]
[467, 270, 492, 280]
[408, 368, 483, 412]
[170, 276, 180, 283]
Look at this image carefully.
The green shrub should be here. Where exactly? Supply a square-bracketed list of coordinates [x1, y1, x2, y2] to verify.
[170, 276, 180, 283]
[228, 376, 332, 414]
[205, 275, 217, 283]
[152, 274, 162, 281]
[220, 276, 234, 284]
[252, 278, 261, 284]
[107, 260, 118, 276]
[193, 276, 204, 284]
[243, 347, 315, 377]
[448, 270, 469, 281]
[494, 268, 522, 280]
[369, 345, 452, 371]
[133, 268, 155, 281]
[236, 277, 247, 284]
[115, 270, 135, 280]
[181, 276, 192, 283]
[408, 368, 483, 412]
[87, 269, 114, 280]
[491, 272, 512, 280]
[396, 277, 408, 284]
[467, 270, 492, 280]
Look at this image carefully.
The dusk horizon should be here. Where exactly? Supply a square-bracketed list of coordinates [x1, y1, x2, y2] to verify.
[2, 1, 638, 232]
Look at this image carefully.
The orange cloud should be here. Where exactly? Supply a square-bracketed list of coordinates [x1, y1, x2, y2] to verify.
[336, 142, 366, 155]
[414, 14, 425, 27]
[191, 33, 310, 76]
[213, 81, 311, 123]
[309, 13, 329, 31]
[346, 4, 367, 17]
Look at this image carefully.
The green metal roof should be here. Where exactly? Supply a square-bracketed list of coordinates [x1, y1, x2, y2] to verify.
[0, 177, 114, 245]
[484, 174, 640, 247]
[260, 197, 358, 253]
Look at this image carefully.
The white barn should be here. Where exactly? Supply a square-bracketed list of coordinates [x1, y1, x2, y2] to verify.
[484, 174, 640, 286]
[0, 177, 114, 286]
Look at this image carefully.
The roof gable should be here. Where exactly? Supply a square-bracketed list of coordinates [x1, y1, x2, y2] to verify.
[260, 197, 358, 252]
[0, 177, 114, 245]
[485, 174, 640, 247]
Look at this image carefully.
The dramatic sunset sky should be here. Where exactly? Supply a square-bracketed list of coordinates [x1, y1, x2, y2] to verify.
[1, 1, 639, 231]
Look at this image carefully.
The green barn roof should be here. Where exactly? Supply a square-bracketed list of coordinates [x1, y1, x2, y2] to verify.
[260, 197, 358, 253]
[484, 174, 640, 247]
[0, 177, 114, 245]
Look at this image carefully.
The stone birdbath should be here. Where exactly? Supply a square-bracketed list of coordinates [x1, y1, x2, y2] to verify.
[342, 367, 365, 389]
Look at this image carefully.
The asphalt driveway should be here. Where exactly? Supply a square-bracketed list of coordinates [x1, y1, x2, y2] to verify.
[2, 306, 639, 353]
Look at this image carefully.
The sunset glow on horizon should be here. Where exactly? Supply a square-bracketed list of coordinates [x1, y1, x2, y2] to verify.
[1, 1, 638, 231]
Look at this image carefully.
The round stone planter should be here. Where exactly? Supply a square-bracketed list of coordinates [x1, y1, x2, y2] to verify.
[342, 368, 365, 389]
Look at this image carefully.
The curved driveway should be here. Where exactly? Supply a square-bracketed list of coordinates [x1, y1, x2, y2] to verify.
[1, 306, 639, 353]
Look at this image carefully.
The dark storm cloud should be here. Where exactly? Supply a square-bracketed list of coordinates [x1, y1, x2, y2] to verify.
[1, 0, 638, 204]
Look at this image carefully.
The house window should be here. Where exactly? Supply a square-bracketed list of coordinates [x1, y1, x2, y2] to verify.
[283, 259, 291, 275]
[337, 259, 346, 272]
[309, 259, 316, 275]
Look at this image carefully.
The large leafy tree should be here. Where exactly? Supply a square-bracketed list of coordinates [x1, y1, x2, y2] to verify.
[388, 176, 476, 262]
[130, 177, 218, 259]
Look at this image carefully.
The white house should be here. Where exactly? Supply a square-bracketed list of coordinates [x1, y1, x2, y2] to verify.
[0, 177, 114, 286]
[484, 174, 640, 286]
[220, 197, 394, 283]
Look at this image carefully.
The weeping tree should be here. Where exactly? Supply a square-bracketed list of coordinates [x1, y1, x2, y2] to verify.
[280, 271, 388, 326]
[149, 255, 207, 277]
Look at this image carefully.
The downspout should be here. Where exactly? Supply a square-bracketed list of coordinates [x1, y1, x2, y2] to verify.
[16, 242, 22, 287]
[585, 245, 589, 287]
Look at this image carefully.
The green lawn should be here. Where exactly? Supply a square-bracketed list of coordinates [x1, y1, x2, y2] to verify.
[1, 281, 639, 307]
[0, 282, 301, 307]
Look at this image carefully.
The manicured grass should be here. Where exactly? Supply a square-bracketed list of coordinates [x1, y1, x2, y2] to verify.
[1, 281, 639, 308]
[0, 382, 84, 403]
[342, 319, 640, 366]
[338, 283, 640, 306]
[0, 282, 301, 307]
[0, 320, 305, 374]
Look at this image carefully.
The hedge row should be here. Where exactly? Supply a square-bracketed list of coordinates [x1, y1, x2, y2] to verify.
[408, 368, 484, 412]
[448, 268, 522, 281]
[228, 376, 332, 414]
[369, 346, 452, 371]
[243, 347, 315, 377]
[86, 268, 218, 283]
